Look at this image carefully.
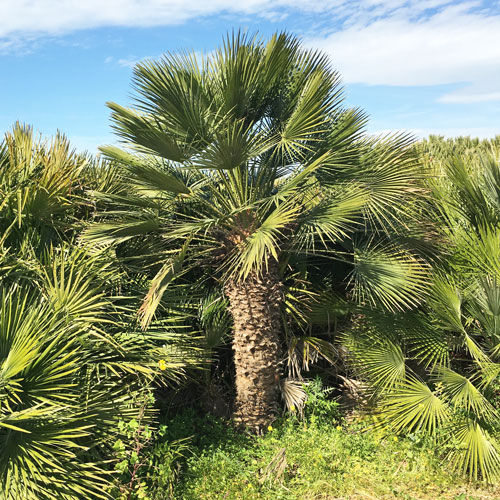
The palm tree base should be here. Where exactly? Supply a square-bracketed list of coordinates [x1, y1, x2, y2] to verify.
[225, 267, 283, 433]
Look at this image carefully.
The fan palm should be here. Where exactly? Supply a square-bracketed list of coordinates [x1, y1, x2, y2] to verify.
[85, 31, 428, 432]
[0, 241, 200, 499]
[0, 124, 199, 497]
[0, 122, 122, 285]
[0, 259, 131, 499]
[344, 138, 500, 481]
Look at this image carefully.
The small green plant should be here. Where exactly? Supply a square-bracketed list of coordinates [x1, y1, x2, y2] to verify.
[302, 377, 342, 424]
[109, 392, 191, 500]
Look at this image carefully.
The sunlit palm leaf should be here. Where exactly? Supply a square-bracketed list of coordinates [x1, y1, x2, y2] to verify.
[380, 377, 449, 433]
[448, 418, 500, 481]
[351, 241, 430, 312]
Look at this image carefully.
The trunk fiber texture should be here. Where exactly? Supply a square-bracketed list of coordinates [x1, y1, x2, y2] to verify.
[225, 267, 283, 433]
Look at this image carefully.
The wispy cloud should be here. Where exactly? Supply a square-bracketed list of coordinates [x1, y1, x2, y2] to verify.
[116, 57, 141, 68]
[1, 1, 499, 106]
[304, 2, 500, 107]
[438, 90, 500, 104]
[0, 1, 489, 40]
[0, 1, 335, 38]
[307, 3, 500, 86]
[116, 56, 158, 68]
[106, 50, 214, 69]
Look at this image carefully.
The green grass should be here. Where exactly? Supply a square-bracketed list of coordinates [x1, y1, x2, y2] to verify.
[171, 416, 499, 500]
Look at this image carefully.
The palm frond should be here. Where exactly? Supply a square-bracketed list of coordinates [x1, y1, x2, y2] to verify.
[379, 377, 449, 434]
[350, 241, 430, 312]
[448, 418, 500, 482]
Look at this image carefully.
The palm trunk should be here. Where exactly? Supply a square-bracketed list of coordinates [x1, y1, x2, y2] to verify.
[224, 265, 283, 433]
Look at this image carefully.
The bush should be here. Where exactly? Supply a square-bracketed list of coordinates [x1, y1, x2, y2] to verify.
[302, 376, 342, 424]
[108, 391, 191, 500]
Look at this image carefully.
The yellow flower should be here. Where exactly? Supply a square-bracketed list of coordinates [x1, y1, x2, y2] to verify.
[289, 405, 296, 412]
[336, 425, 342, 431]
[393, 436, 398, 442]
[158, 359, 167, 371]
[267, 425, 273, 431]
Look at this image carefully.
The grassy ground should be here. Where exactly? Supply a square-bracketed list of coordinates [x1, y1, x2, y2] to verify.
[170, 415, 499, 500]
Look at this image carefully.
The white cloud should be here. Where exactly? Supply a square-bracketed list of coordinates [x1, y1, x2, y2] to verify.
[1, 1, 499, 104]
[438, 90, 500, 104]
[0, 1, 335, 37]
[110, 50, 212, 68]
[116, 58, 140, 68]
[116, 56, 158, 68]
[307, 4, 500, 87]
[0, 1, 484, 39]
[305, 2, 500, 107]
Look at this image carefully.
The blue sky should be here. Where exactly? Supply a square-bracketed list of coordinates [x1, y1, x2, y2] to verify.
[1, 0, 499, 152]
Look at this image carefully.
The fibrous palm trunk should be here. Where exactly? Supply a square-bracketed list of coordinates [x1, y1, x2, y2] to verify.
[224, 265, 283, 433]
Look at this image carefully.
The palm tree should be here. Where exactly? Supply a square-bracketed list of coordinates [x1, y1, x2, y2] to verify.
[344, 138, 500, 481]
[0, 125, 198, 498]
[86, 32, 427, 432]
[0, 122, 121, 284]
